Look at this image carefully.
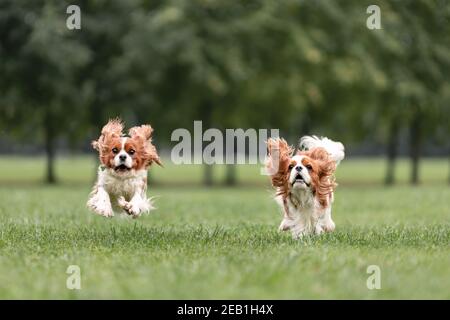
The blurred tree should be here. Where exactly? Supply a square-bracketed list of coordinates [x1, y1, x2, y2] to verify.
[114, 0, 292, 185]
[358, 0, 449, 185]
[91, 0, 450, 187]
[393, 0, 450, 184]
[1, 0, 448, 187]
[357, 1, 410, 185]
[74, 0, 139, 178]
[76, 0, 139, 128]
[0, 0, 90, 183]
[327, 0, 450, 185]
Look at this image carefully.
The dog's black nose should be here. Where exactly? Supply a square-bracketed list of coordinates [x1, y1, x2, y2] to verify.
[119, 154, 127, 162]
[295, 166, 302, 172]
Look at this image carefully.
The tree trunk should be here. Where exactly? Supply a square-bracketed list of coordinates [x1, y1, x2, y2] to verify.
[44, 117, 57, 184]
[203, 164, 213, 186]
[224, 164, 236, 186]
[448, 150, 450, 185]
[224, 137, 237, 186]
[201, 101, 214, 186]
[384, 120, 399, 185]
[91, 107, 102, 182]
[409, 113, 422, 185]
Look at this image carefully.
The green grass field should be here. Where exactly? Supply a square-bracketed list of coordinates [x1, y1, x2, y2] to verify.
[0, 156, 448, 299]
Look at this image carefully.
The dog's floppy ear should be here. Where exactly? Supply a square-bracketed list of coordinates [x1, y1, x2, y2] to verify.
[92, 118, 124, 151]
[307, 147, 330, 162]
[129, 124, 153, 141]
[92, 140, 100, 151]
[307, 147, 336, 177]
[301, 147, 337, 208]
[265, 138, 293, 197]
[145, 142, 163, 167]
[129, 124, 162, 167]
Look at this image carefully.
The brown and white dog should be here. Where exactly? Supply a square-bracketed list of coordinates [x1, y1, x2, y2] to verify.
[266, 136, 344, 238]
[87, 118, 161, 218]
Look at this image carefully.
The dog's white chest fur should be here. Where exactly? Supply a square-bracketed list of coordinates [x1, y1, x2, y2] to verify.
[87, 167, 153, 218]
[99, 168, 146, 200]
[276, 189, 335, 238]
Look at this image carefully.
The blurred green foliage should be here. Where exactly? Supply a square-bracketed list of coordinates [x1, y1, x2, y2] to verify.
[0, 0, 449, 184]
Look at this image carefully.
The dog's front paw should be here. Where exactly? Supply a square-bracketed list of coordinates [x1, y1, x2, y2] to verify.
[278, 218, 294, 232]
[118, 197, 141, 218]
[315, 224, 325, 235]
[87, 197, 113, 217]
[323, 220, 335, 233]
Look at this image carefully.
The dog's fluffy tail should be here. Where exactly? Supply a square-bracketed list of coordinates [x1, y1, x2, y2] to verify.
[299, 135, 345, 165]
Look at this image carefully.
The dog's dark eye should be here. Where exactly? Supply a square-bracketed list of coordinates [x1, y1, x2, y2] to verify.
[112, 147, 119, 154]
[128, 149, 135, 155]
[306, 164, 313, 170]
[288, 164, 294, 170]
